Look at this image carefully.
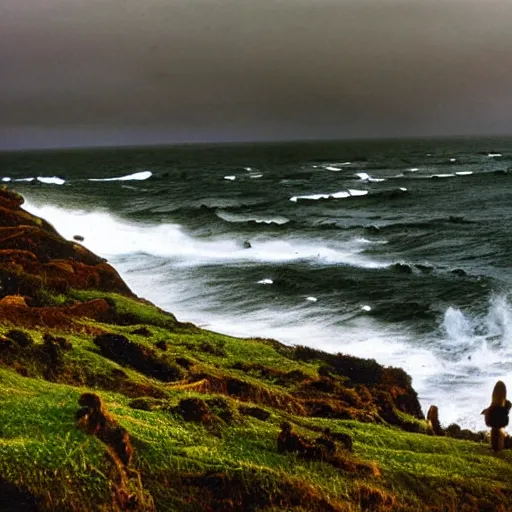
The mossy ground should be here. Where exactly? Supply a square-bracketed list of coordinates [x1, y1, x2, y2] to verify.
[1, 292, 512, 511]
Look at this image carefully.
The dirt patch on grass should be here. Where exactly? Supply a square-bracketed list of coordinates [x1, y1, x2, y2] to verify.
[239, 405, 271, 421]
[163, 470, 349, 512]
[355, 484, 397, 512]
[93, 333, 184, 382]
[189, 373, 306, 415]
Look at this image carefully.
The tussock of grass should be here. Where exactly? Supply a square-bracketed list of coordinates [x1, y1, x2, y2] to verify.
[70, 290, 182, 330]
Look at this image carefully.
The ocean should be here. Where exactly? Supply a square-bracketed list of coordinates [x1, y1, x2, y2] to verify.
[2, 136, 512, 430]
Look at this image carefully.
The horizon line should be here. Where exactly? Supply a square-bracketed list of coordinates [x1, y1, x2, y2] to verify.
[2, 132, 512, 154]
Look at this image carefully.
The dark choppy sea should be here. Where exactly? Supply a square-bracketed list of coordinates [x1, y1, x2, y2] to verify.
[2, 137, 512, 429]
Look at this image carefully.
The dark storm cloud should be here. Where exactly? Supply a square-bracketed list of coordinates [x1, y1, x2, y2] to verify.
[1, 0, 512, 148]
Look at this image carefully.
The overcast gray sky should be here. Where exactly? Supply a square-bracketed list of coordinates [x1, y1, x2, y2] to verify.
[1, 0, 512, 149]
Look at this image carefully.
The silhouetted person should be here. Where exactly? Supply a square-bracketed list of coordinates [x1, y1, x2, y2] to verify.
[427, 405, 444, 436]
[482, 380, 512, 452]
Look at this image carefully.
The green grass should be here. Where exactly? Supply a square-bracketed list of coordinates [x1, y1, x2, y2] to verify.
[70, 289, 180, 329]
[1, 363, 511, 511]
[1, 290, 512, 511]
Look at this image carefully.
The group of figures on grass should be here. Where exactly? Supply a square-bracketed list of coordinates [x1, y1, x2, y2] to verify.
[427, 380, 512, 452]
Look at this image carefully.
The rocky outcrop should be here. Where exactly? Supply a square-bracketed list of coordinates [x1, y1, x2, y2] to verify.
[0, 187, 132, 301]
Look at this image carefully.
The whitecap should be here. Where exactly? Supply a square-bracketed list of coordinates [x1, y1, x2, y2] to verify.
[409, 168, 419, 172]
[37, 176, 65, 185]
[223, 175, 236, 181]
[488, 153, 502, 157]
[291, 190, 357, 202]
[305, 297, 318, 302]
[361, 305, 371, 312]
[1, 177, 11, 182]
[13, 177, 35, 182]
[290, 193, 329, 202]
[89, 171, 152, 182]
[348, 189, 369, 197]
[324, 166, 342, 171]
[456, 171, 473, 176]
[258, 278, 273, 285]
[249, 174, 263, 179]
[356, 172, 385, 182]
[330, 191, 351, 199]
[450, 158, 457, 162]
[399, 187, 408, 191]
[431, 174, 455, 178]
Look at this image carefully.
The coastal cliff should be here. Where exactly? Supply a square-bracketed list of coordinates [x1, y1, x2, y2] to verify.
[0, 187, 511, 511]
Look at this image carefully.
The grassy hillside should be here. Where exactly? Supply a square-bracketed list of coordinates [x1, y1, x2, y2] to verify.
[0, 186, 511, 512]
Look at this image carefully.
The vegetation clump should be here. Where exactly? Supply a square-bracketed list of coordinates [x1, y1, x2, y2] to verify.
[93, 333, 184, 382]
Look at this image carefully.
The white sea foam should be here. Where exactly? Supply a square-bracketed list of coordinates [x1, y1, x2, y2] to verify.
[409, 168, 419, 172]
[14, 177, 35, 182]
[258, 279, 273, 285]
[1, 177, 11, 182]
[488, 153, 502, 157]
[306, 296, 318, 302]
[249, 174, 263, 179]
[89, 171, 152, 182]
[361, 305, 371, 312]
[443, 307, 473, 342]
[22, 200, 388, 269]
[456, 171, 473, 176]
[324, 166, 342, 171]
[37, 176, 66, 185]
[450, 158, 457, 162]
[431, 174, 455, 178]
[223, 175, 236, 181]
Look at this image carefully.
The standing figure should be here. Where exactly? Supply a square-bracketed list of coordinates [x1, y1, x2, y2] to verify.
[427, 405, 444, 436]
[481, 380, 512, 452]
